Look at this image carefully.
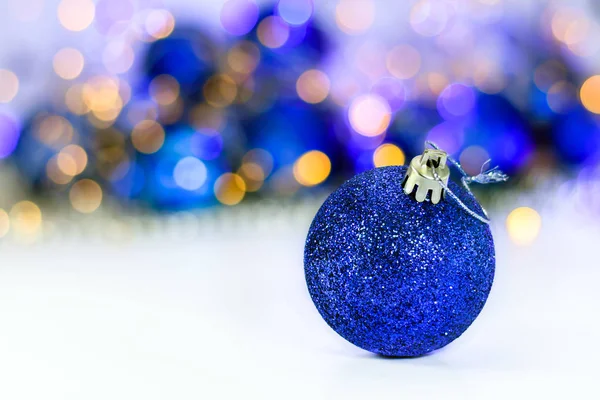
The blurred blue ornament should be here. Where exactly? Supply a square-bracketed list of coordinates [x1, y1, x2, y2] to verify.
[109, 160, 146, 200]
[462, 94, 534, 174]
[12, 109, 91, 187]
[333, 124, 379, 175]
[190, 128, 225, 161]
[390, 93, 532, 175]
[342, 137, 385, 174]
[333, 111, 388, 175]
[133, 125, 229, 210]
[240, 99, 341, 180]
[143, 27, 217, 101]
[305, 166, 495, 356]
[386, 104, 442, 158]
[529, 84, 555, 121]
[233, 68, 282, 118]
[553, 106, 600, 165]
[245, 6, 329, 70]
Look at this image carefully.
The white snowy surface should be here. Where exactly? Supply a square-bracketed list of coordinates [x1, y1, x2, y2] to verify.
[0, 192, 597, 400]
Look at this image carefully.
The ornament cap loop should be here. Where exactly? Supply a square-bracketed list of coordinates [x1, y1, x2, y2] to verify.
[403, 149, 450, 204]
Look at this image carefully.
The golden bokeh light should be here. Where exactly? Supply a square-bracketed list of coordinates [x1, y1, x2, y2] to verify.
[57, 152, 77, 176]
[373, 143, 406, 167]
[427, 72, 449, 95]
[215, 173, 246, 206]
[238, 162, 265, 192]
[386, 45, 421, 80]
[87, 115, 111, 130]
[240, 162, 265, 181]
[57, 0, 95, 32]
[242, 148, 274, 178]
[53, 48, 84, 80]
[257, 16, 290, 48]
[580, 75, 600, 114]
[204, 74, 238, 108]
[59, 144, 88, 176]
[0, 209, 10, 238]
[551, 9, 587, 45]
[293, 150, 331, 187]
[565, 20, 589, 46]
[65, 84, 91, 115]
[35, 115, 74, 148]
[131, 120, 165, 154]
[335, 0, 375, 35]
[83, 77, 120, 110]
[46, 155, 74, 185]
[0, 69, 19, 103]
[296, 69, 330, 104]
[145, 9, 175, 40]
[69, 179, 103, 213]
[86, 115, 114, 130]
[82, 76, 121, 114]
[348, 94, 392, 137]
[92, 96, 123, 122]
[227, 41, 261, 75]
[149, 75, 180, 106]
[506, 207, 542, 246]
[10, 201, 42, 237]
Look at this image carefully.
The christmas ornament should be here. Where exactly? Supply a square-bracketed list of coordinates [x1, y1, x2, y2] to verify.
[304, 143, 507, 357]
[247, 7, 329, 67]
[127, 125, 229, 210]
[13, 109, 91, 189]
[553, 105, 600, 165]
[239, 98, 341, 185]
[461, 94, 533, 175]
[143, 27, 217, 101]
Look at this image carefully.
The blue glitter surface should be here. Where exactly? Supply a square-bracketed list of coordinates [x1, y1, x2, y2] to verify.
[304, 166, 495, 357]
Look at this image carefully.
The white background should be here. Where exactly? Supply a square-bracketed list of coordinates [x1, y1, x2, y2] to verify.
[0, 193, 598, 399]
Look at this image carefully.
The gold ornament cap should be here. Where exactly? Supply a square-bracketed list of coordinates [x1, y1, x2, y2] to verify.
[403, 148, 450, 204]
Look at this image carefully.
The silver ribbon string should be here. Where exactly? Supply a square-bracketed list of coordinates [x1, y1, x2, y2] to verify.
[424, 141, 509, 224]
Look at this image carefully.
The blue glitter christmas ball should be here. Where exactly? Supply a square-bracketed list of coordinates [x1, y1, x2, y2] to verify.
[304, 166, 495, 357]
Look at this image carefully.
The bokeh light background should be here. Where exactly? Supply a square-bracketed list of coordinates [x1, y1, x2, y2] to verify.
[1, 0, 600, 243]
[0, 1, 598, 397]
